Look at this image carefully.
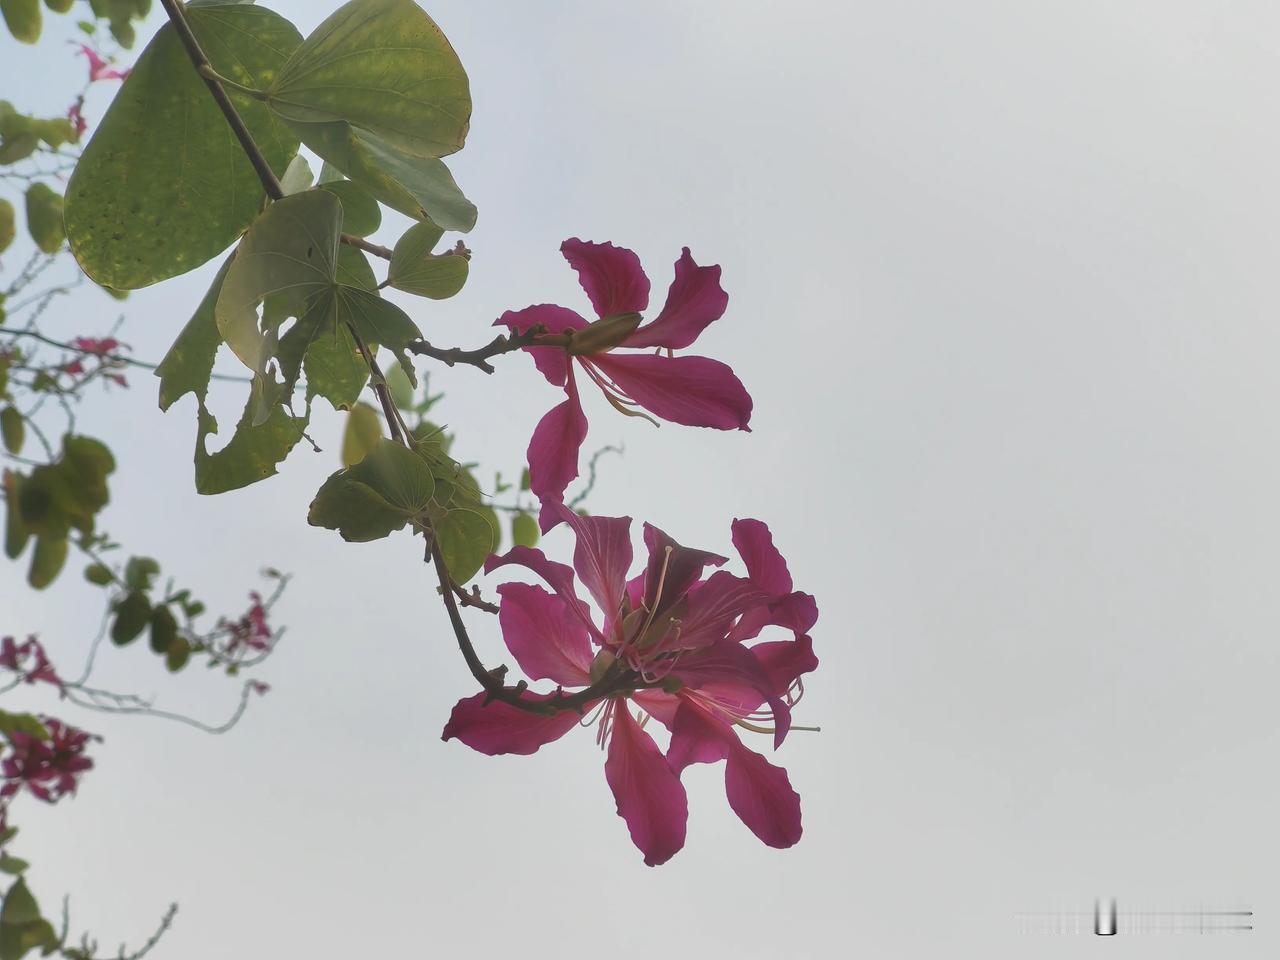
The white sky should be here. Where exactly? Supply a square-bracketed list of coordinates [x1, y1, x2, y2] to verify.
[4, 2, 1280, 957]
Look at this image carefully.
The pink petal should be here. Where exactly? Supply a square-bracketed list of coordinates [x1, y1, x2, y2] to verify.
[750, 634, 819, 696]
[604, 703, 688, 866]
[631, 690, 681, 728]
[544, 505, 633, 631]
[561, 238, 650, 317]
[668, 699, 734, 773]
[442, 692, 583, 756]
[671, 644, 792, 748]
[725, 743, 802, 849]
[731, 519, 793, 595]
[495, 583, 593, 686]
[730, 589, 819, 644]
[485, 546, 604, 644]
[494, 304, 586, 386]
[525, 367, 588, 523]
[626, 248, 728, 350]
[679, 572, 770, 649]
[641, 522, 727, 615]
[591, 353, 752, 431]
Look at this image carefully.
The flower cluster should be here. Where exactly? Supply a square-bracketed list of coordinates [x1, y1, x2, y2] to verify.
[0, 636, 63, 691]
[218, 591, 274, 657]
[1, 718, 98, 804]
[444, 504, 817, 865]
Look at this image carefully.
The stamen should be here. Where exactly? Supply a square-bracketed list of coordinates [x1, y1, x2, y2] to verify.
[580, 361, 661, 427]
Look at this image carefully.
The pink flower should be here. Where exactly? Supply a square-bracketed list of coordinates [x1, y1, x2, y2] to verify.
[76, 44, 130, 83]
[0, 636, 63, 691]
[441, 506, 817, 865]
[219, 592, 274, 655]
[70, 336, 122, 357]
[0, 718, 98, 804]
[496, 240, 752, 529]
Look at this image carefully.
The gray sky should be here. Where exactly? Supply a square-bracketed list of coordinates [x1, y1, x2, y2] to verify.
[4, 2, 1279, 957]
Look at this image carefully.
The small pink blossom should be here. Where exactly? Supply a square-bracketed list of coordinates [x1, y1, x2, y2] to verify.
[220, 592, 274, 655]
[497, 240, 752, 529]
[67, 97, 86, 138]
[70, 336, 122, 357]
[0, 718, 98, 804]
[0, 636, 63, 691]
[76, 44, 130, 83]
[442, 507, 817, 865]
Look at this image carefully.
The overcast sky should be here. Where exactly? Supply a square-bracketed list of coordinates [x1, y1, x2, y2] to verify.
[4, 2, 1280, 957]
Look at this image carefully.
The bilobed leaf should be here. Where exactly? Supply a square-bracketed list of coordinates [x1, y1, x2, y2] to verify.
[279, 153, 315, 195]
[23, 183, 63, 255]
[335, 244, 376, 291]
[266, 0, 471, 159]
[195, 392, 308, 495]
[17, 436, 115, 538]
[0, 0, 41, 43]
[124, 555, 159, 590]
[26, 535, 66, 589]
[0, 407, 22, 454]
[215, 191, 342, 394]
[286, 119, 476, 230]
[388, 222, 467, 299]
[156, 257, 231, 411]
[64, 2, 303, 289]
[319, 179, 380, 237]
[309, 437, 434, 542]
[432, 506, 495, 584]
[341, 401, 381, 466]
[337, 285, 421, 387]
[111, 590, 151, 645]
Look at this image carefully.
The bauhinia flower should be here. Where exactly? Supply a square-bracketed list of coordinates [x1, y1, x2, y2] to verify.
[0, 636, 63, 691]
[75, 44, 130, 83]
[496, 239, 753, 528]
[442, 504, 817, 865]
[0, 718, 98, 804]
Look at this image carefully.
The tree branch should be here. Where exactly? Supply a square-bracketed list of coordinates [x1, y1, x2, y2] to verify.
[407, 328, 568, 374]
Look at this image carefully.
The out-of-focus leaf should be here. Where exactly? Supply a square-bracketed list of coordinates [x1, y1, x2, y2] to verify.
[124, 555, 159, 590]
[431, 506, 495, 584]
[0, 200, 14, 253]
[0, 0, 41, 43]
[0, 408, 22, 455]
[26, 535, 66, 589]
[149, 604, 178, 654]
[341, 401, 381, 467]
[110, 589, 151, 646]
[18, 436, 115, 539]
[2, 471, 28, 560]
[512, 511, 538, 548]
[23, 183, 63, 255]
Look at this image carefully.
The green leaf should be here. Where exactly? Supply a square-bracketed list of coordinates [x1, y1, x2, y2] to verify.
[23, 184, 62, 255]
[286, 119, 476, 231]
[42, 0, 74, 12]
[335, 244, 376, 291]
[432, 506, 495, 584]
[308, 437, 433, 541]
[124, 555, 159, 590]
[341, 401, 381, 467]
[318, 180, 380, 237]
[194, 391, 308, 495]
[266, 0, 471, 159]
[111, 590, 151, 646]
[0, 877, 40, 926]
[0, 859, 26, 877]
[26, 535, 65, 589]
[0, 711, 49, 740]
[149, 604, 178, 654]
[156, 257, 231, 412]
[385, 361, 414, 411]
[0, 408, 22, 455]
[302, 318, 367, 411]
[64, 2, 303, 289]
[519, 466, 530, 491]
[0, 200, 13, 254]
[279, 153, 315, 195]
[165, 635, 191, 672]
[84, 562, 113, 586]
[18, 436, 115, 539]
[0, 877, 56, 960]
[0, 134, 36, 166]
[388, 222, 467, 299]
[512, 511, 538, 549]
[0, 0, 41, 43]
[2, 472, 28, 561]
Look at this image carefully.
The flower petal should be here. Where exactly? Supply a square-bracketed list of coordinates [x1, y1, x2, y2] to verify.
[494, 304, 586, 386]
[495, 583, 593, 686]
[486, 546, 604, 644]
[731, 519, 793, 595]
[679, 572, 770, 649]
[626, 248, 728, 350]
[641, 522, 727, 616]
[561, 238, 650, 317]
[442, 692, 583, 756]
[545, 505, 633, 631]
[725, 743, 802, 849]
[670, 643, 792, 748]
[591, 353, 752, 431]
[668, 699, 734, 773]
[525, 366, 588, 523]
[604, 703, 688, 866]
[730, 589, 819, 644]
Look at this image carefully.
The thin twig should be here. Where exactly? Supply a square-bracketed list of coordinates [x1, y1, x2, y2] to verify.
[407, 328, 567, 374]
